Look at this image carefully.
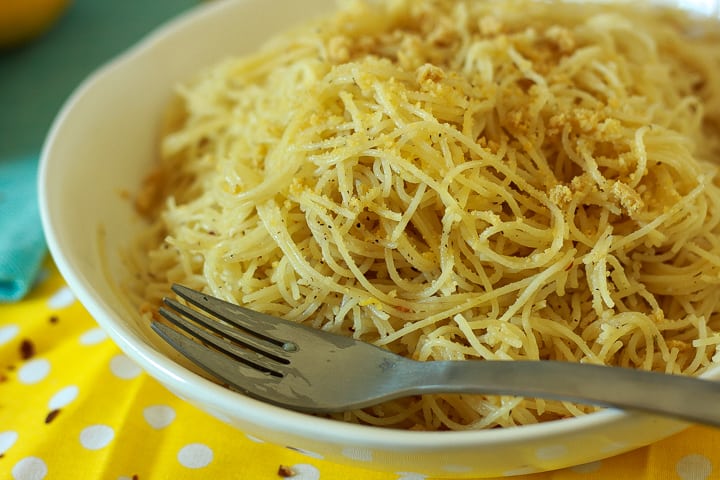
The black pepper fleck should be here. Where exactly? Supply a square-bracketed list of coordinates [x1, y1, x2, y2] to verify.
[45, 409, 61, 424]
[20, 339, 35, 360]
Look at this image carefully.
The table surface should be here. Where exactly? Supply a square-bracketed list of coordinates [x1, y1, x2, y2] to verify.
[2, 1, 720, 479]
[2, 261, 720, 479]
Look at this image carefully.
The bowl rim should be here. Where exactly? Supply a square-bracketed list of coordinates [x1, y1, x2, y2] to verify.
[39, 0, 706, 450]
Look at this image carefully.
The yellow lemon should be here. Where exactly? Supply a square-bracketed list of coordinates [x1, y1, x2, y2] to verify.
[0, 0, 71, 48]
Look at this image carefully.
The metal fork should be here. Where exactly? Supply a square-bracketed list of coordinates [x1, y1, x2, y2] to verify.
[153, 284, 720, 427]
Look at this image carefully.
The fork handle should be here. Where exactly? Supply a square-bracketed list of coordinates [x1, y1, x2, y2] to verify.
[406, 360, 720, 426]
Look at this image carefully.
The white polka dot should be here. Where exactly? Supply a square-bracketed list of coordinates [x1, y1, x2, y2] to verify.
[79, 328, 107, 345]
[0, 324, 19, 346]
[48, 286, 75, 309]
[48, 385, 79, 410]
[571, 461, 602, 473]
[143, 405, 176, 430]
[109, 354, 142, 379]
[0, 431, 19, 454]
[536, 444, 568, 460]
[442, 464, 472, 473]
[289, 464, 320, 480]
[178, 443, 213, 469]
[677, 453, 713, 480]
[18, 359, 50, 384]
[12, 456, 47, 480]
[602, 441, 629, 453]
[396, 473, 427, 480]
[341, 446, 372, 461]
[502, 466, 540, 476]
[80, 425, 115, 450]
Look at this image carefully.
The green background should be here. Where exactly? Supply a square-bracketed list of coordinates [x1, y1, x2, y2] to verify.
[0, 0, 199, 161]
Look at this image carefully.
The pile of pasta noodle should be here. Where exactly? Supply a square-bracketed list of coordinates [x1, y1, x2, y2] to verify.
[132, 0, 720, 430]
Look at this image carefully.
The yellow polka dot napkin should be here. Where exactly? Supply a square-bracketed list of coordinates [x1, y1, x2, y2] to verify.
[1, 260, 719, 480]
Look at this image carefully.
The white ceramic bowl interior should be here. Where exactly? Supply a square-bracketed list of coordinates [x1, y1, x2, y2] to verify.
[38, 0, 720, 477]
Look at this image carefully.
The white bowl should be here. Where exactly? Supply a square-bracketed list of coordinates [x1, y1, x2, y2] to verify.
[38, 0, 718, 477]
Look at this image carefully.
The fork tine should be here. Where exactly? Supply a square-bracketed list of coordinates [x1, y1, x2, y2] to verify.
[162, 297, 291, 363]
[158, 305, 289, 376]
[171, 284, 296, 344]
[151, 321, 286, 401]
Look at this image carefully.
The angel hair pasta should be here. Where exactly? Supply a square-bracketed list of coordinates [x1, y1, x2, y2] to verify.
[130, 0, 720, 430]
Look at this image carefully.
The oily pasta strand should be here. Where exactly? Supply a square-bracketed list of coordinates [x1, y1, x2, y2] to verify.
[129, 0, 720, 430]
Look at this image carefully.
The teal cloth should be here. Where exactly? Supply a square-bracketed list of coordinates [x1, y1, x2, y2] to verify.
[0, 156, 45, 301]
[0, 0, 198, 301]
